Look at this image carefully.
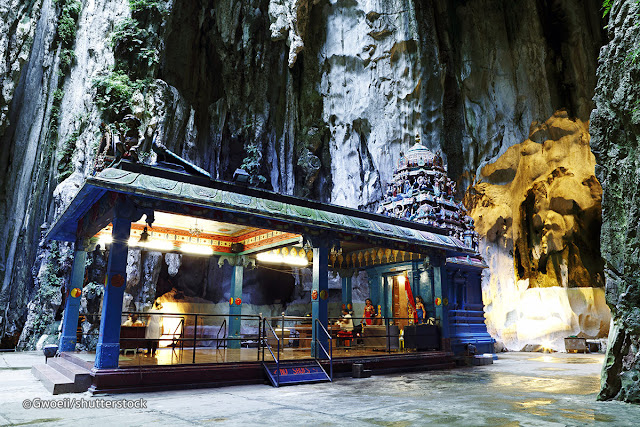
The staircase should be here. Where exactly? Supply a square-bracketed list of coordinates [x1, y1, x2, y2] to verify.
[262, 317, 333, 387]
[263, 361, 331, 387]
[31, 353, 93, 395]
[449, 304, 495, 355]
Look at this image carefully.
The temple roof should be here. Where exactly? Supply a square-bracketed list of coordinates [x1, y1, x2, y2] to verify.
[47, 162, 475, 256]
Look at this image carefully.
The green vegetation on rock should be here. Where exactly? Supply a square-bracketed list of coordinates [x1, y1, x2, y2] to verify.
[54, 0, 82, 76]
[19, 242, 65, 350]
[93, 71, 137, 121]
[594, 0, 640, 404]
[94, 0, 166, 124]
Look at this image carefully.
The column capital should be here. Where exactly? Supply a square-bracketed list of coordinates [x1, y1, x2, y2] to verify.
[334, 267, 355, 278]
[218, 254, 256, 269]
[302, 234, 340, 250]
[114, 196, 155, 225]
[74, 238, 92, 252]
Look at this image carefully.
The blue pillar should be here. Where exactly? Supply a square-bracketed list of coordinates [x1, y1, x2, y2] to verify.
[411, 261, 422, 298]
[95, 216, 131, 369]
[311, 246, 329, 358]
[228, 263, 243, 349]
[384, 276, 393, 320]
[368, 273, 380, 307]
[341, 273, 352, 310]
[433, 258, 449, 342]
[59, 244, 87, 352]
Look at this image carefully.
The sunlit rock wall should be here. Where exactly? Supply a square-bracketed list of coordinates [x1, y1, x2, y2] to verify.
[466, 111, 609, 351]
[591, 0, 640, 404]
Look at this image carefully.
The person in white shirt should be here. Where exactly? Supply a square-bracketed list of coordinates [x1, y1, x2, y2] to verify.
[337, 309, 353, 332]
[146, 302, 163, 357]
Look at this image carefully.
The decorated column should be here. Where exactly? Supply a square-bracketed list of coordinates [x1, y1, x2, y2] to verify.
[228, 262, 244, 350]
[368, 273, 380, 308]
[432, 254, 449, 348]
[95, 215, 131, 369]
[311, 246, 329, 358]
[384, 275, 393, 320]
[59, 241, 88, 352]
[338, 268, 354, 311]
[219, 255, 253, 350]
[411, 260, 423, 300]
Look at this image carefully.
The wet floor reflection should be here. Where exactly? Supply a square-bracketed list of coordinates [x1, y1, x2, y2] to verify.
[343, 353, 640, 426]
[528, 355, 603, 364]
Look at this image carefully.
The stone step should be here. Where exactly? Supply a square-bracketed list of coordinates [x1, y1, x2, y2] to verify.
[47, 358, 92, 392]
[31, 364, 76, 395]
[59, 352, 95, 371]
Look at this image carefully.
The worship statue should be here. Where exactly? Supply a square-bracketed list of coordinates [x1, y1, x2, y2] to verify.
[119, 114, 142, 162]
[434, 151, 443, 168]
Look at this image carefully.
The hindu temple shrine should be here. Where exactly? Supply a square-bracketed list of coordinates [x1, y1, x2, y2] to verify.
[33, 138, 494, 392]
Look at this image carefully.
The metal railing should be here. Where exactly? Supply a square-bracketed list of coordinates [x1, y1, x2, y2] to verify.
[215, 319, 227, 349]
[261, 319, 281, 385]
[78, 311, 265, 366]
[72, 311, 443, 368]
[314, 318, 333, 381]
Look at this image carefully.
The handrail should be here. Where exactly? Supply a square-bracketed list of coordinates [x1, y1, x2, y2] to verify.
[121, 311, 263, 319]
[314, 319, 333, 381]
[216, 319, 227, 349]
[172, 317, 185, 353]
[262, 319, 281, 386]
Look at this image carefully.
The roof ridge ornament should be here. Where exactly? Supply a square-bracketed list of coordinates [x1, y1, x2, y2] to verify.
[152, 139, 211, 179]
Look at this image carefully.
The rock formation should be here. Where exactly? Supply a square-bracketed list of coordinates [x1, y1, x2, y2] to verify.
[0, 0, 605, 350]
[590, 0, 640, 404]
[466, 111, 609, 351]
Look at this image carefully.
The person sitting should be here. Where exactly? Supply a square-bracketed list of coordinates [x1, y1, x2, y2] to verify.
[336, 309, 354, 347]
[336, 309, 354, 332]
[131, 314, 144, 326]
[123, 314, 144, 326]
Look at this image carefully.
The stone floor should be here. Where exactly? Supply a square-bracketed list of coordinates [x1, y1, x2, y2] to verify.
[2, 351, 640, 426]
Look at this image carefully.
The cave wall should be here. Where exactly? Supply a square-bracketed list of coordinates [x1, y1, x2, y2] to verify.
[467, 110, 609, 351]
[590, 0, 640, 404]
[0, 0, 605, 348]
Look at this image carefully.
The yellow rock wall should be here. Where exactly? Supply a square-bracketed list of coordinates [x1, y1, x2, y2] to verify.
[466, 111, 610, 350]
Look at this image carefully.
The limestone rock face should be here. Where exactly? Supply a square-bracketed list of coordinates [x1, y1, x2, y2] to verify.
[466, 111, 609, 351]
[0, 0, 129, 348]
[0, 0, 605, 348]
[0, 0, 44, 135]
[590, 0, 640, 404]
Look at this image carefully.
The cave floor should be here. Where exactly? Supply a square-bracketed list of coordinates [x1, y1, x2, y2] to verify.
[3, 351, 640, 426]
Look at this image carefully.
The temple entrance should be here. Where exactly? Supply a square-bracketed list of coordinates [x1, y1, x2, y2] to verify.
[392, 275, 410, 330]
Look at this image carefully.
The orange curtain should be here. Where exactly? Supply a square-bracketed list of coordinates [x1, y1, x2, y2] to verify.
[404, 272, 418, 323]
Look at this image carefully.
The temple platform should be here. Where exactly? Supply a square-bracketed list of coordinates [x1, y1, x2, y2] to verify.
[54, 349, 455, 394]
